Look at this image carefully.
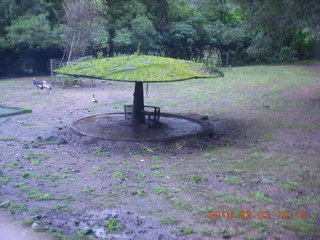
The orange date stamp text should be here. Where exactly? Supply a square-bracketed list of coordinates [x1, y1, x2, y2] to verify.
[208, 210, 308, 220]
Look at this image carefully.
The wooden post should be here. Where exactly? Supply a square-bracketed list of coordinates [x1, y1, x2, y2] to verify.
[132, 82, 145, 124]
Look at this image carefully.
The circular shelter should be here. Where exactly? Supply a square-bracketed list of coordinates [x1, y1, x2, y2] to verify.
[55, 54, 223, 140]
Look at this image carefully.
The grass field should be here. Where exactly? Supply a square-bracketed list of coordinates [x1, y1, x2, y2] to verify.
[0, 62, 319, 240]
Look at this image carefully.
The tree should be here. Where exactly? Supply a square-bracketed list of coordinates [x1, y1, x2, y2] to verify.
[62, 0, 107, 61]
[105, 0, 158, 55]
[234, 0, 320, 61]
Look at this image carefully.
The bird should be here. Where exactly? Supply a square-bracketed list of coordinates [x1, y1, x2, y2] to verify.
[42, 80, 52, 90]
[91, 94, 98, 103]
[33, 78, 43, 92]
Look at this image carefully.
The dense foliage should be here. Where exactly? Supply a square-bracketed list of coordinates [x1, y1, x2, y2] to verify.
[0, 0, 319, 75]
[55, 54, 223, 82]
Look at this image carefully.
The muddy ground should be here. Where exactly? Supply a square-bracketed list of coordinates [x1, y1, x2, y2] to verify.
[0, 63, 319, 240]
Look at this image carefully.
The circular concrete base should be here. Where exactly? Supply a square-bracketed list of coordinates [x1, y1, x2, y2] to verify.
[70, 113, 208, 142]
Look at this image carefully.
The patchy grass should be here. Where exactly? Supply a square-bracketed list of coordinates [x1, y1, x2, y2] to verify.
[209, 192, 252, 203]
[92, 150, 110, 157]
[0, 63, 319, 240]
[251, 192, 273, 203]
[14, 183, 29, 191]
[90, 167, 103, 174]
[113, 170, 126, 179]
[52, 204, 70, 211]
[282, 219, 316, 232]
[153, 171, 165, 178]
[7, 201, 28, 213]
[153, 185, 168, 195]
[162, 216, 178, 225]
[284, 195, 320, 206]
[28, 189, 56, 201]
[190, 175, 204, 183]
[179, 226, 196, 236]
[223, 176, 243, 185]
[104, 219, 122, 233]
[0, 176, 12, 185]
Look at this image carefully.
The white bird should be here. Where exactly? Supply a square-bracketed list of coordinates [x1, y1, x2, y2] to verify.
[91, 94, 98, 103]
[42, 80, 52, 90]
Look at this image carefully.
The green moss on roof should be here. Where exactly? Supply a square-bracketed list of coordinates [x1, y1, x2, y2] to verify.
[54, 55, 223, 82]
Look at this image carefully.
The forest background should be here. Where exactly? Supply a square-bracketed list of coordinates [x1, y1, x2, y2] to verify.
[0, 0, 319, 75]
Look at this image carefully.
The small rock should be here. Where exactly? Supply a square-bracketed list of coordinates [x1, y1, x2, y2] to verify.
[84, 229, 94, 235]
[45, 136, 67, 145]
[31, 222, 46, 232]
[0, 200, 10, 208]
[201, 115, 209, 120]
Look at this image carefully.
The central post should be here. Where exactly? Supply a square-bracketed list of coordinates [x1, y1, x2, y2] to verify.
[132, 82, 145, 124]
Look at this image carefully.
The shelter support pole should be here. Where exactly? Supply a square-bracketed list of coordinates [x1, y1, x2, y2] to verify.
[133, 82, 145, 124]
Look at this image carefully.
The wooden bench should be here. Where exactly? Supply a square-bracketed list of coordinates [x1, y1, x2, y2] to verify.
[124, 105, 161, 127]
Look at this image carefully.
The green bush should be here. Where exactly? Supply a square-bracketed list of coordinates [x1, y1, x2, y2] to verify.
[201, 47, 222, 72]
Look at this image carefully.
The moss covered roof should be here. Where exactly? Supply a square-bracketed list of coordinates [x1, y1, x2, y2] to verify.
[54, 55, 223, 82]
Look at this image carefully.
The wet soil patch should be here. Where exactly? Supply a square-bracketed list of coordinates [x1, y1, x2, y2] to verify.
[71, 113, 208, 142]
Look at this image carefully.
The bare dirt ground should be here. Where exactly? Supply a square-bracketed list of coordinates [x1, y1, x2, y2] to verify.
[0, 63, 319, 240]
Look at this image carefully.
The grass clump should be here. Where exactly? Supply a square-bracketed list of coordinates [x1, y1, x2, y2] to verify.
[250, 221, 269, 232]
[93, 150, 110, 157]
[7, 201, 27, 213]
[281, 181, 298, 191]
[284, 195, 320, 206]
[161, 216, 178, 225]
[151, 155, 165, 161]
[0, 176, 12, 185]
[49, 182, 60, 187]
[282, 219, 316, 232]
[28, 189, 55, 201]
[153, 185, 168, 195]
[209, 192, 251, 203]
[133, 172, 146, 181]
[190, 175, 204, 183]
[251, 191, 272, 203]
[172, 200, 190, 210]
[104, 219, 122, 233]
[90, 167, 103, 174]
[153, 171, 165, 178]
[80, 187, 96, 193]
[7, 162, 23, 170]
[149, 164, 163, 170]
[179, 226, 196, 235]
[52, 204, 69, 211]
[202, 228, 212, 236]
[0, 137, 18, 141]
[23, 153, 49, 161]
[223, 176, 243, 185]
[113, 170, 126, 178]
[13, 183, 29, 191]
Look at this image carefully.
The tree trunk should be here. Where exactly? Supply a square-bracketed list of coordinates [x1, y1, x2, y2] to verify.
[132, 82, 145, 124]
[157, 0, 170, 33]
[108, 27, 115, 57]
